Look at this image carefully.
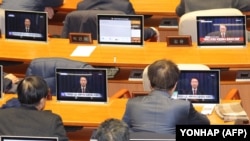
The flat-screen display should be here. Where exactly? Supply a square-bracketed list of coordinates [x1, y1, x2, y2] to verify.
[5, 10, 48, 42]
[97, 14, 144, 46]
[56, 68, 108, 103]
[172, 70, 220, 104]
[197, 15, 246, 47]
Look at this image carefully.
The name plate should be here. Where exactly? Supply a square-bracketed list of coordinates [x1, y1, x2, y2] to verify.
[166, 35, 192, 47]
[69, 33, 93, 44]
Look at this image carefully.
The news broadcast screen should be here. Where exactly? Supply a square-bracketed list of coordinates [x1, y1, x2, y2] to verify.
[5, 10, 48, 42]
[196, 15, 246, 47]
[173, 70, 220, 104]
[56, 68, 108, 103]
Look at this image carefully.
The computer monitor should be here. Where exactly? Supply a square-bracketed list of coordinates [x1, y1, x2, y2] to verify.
[5, 10, 48, 42]
[97, 14, 144, 46]
[56, 68, 108, 103]
[196, 15, 247, 47]
[173, 70, 220, 105]
[0, 65, 2, 99]
[0, 136, 58, 141]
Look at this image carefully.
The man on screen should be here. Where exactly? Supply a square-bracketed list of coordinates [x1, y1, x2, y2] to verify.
[75, 76, 92, 93]
[207, 24, 233, 38]
[218, 24, 231, 38]
[20, 18, 36, 33]
[187, 77, 205, 95]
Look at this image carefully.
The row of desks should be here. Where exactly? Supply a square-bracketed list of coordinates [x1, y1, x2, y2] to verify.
[0, 37, 250, 69]
[0, 94, 237, 127]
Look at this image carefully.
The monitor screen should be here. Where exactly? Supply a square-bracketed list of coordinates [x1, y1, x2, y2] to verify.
[196, 15, 246, 47]
[97, 14, 144, 46]
[56, 68, 108, 103]
[0, 136, 58, 141]
[5, 10, 48, 42]
[173, 70, 220, 104]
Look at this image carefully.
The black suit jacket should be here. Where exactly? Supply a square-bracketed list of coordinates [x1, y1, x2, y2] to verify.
[0, 105, 68, 141]
[77, 0, 135, 14]
[187, 88, 205, 95]
[75, 86, 92, 93]
[20, 26, 36, 33]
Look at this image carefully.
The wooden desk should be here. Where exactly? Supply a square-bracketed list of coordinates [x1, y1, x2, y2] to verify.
[57, 0, 179, 16]
[57, 0, 250, 17]
[1, 37, 250, 116]
[0, 94, 238, 127]
[0, 38, 250, 68]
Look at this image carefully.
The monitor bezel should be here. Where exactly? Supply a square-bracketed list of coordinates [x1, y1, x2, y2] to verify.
[97, 14, 144, 46]
[0, 135, 58, 141]
[4, 10, 48, 43]
[55, 68, 108, 104]
[196, 15, 247, 47]
[175, 69, 220, 104]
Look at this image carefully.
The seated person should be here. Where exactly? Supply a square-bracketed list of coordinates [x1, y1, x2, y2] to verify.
[122, 59, 210, 134]
[0, 75, 68, 141]
[93, 118, 129, 141]
[175, 0, 250, 17]
[73, 0, 159, 41]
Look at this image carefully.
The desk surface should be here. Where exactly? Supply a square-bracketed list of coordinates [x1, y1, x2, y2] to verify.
[0, 38, 250, 69]
[58, 0, 179, 16]
[0, 94, 237, 127]
[58, 0, 250, 16]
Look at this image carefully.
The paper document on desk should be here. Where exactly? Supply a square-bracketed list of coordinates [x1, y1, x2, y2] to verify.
[71, 46, 96, 57]
[215, 102, 249, 122]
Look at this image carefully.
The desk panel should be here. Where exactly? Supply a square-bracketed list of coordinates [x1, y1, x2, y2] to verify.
[0, 38, 250, 69]
[57, 0, 180, 16]
[0, 94, 237, 127]
[57, 0, 250, 17]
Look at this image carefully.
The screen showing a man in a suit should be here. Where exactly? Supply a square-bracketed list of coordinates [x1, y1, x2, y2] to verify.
[56, 69, 107, 103]
[197, 16, 246, 45]
[5, 11, 47, 41]
[175, 72, 219, 103]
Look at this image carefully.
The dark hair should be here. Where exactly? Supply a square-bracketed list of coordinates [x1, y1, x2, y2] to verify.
[148, 59, 180, 91]
[94, 118, 129, 141]
[17, 75, 48, 106]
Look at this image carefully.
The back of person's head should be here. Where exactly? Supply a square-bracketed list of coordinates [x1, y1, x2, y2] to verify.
[148, 59, 180, 91]
[17, 75, 48, 106]
[94, 118, 129, 141]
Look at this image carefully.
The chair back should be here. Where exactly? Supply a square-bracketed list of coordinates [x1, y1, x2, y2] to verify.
[178, 8, 243, 43]
[25, 57, 93, 95]
[61, 10, 125, 39]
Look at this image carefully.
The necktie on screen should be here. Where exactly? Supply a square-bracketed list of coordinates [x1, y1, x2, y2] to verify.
[193, 89, 196, 95]
[222, 33, 225, 38]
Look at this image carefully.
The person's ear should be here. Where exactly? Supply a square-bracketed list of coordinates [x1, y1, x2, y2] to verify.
[36, 98, 46, 110]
